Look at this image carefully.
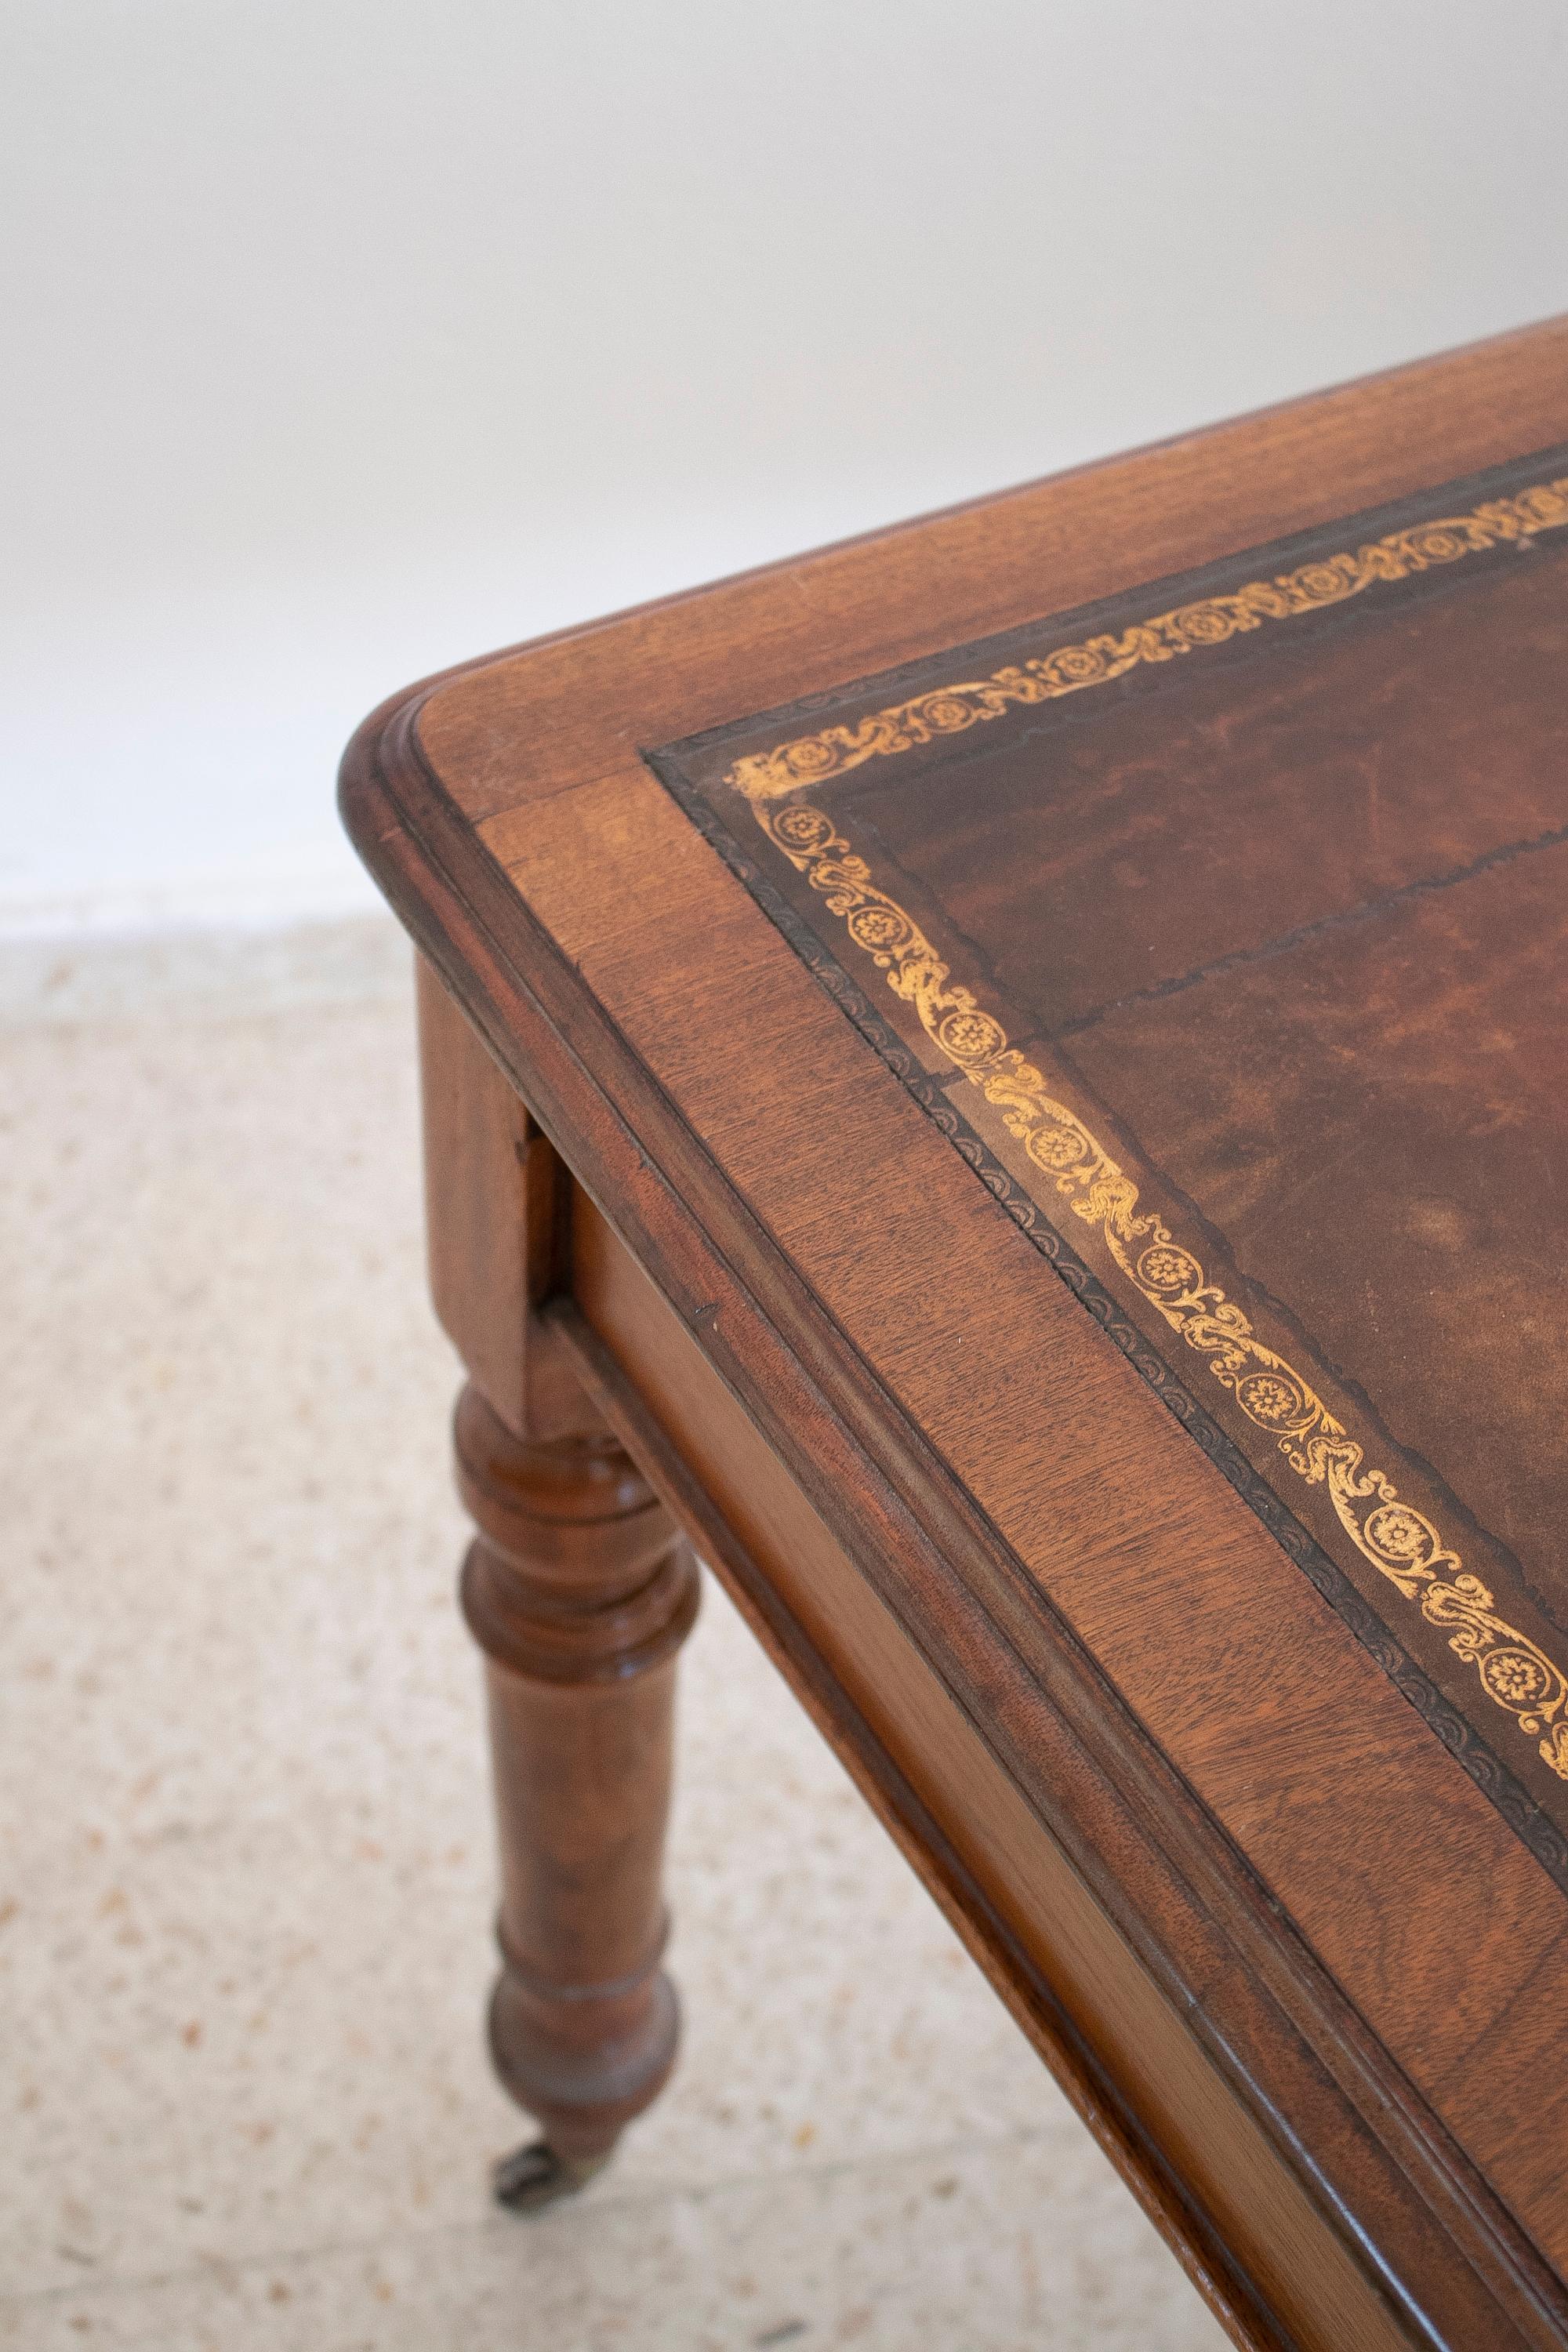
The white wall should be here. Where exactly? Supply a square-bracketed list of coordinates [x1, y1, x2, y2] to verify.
[4, 1, 1565, 933]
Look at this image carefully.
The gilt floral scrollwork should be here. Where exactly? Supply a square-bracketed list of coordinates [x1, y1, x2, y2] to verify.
[741, 787, 1568, 1788]
[727, 477, 1568, 805]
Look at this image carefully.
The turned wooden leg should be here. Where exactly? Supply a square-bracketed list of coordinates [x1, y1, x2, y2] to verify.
[416, 958, 699, 2212]
[456, 1383, 699, 2207]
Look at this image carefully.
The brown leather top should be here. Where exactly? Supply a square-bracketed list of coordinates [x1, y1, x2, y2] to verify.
[659, 443, 1568, 1885]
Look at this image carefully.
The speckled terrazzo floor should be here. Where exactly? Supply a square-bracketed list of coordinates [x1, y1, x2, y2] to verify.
[0, 918, 1229, 2351]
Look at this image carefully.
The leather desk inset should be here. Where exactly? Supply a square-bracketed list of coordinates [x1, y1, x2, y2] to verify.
[341, 319, 1568, 2352]
[659, 445, 1568, 1881]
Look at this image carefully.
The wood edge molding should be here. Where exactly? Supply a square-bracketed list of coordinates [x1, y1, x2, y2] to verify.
[351, 318, 1568, 826]
[543, 1294, 1293, 2352]
[338, 702, 1568, 2349]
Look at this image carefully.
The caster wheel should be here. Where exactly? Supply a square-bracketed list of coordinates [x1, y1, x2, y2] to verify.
[492, 2139, 610, 2214]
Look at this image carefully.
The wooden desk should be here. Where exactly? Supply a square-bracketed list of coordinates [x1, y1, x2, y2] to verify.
[340, 318, 1568, 2351]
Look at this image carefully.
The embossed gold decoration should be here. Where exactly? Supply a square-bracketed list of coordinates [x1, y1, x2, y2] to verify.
[723, 470, 1568, 1782]
[727, 477, 1568, 802]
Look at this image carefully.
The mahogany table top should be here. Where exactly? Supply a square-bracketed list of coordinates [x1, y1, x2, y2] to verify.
[343, 316, 1568, 2350]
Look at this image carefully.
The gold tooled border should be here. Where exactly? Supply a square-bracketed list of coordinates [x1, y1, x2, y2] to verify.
[728, 477, 1568, 802]
[723, 474, 1568, 1788]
